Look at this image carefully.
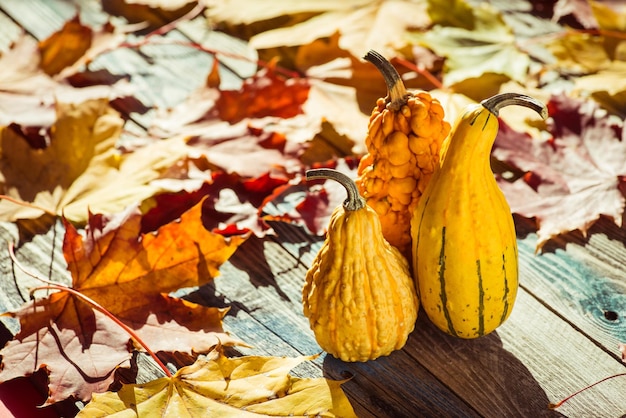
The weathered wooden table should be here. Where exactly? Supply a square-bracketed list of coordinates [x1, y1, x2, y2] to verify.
[1, 1, 625, 417]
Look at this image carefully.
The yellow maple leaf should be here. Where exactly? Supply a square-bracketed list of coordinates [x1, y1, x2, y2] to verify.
[77, 350, 356, 417]
[205, 0, 430, 58]
[0, 99, 195, 222]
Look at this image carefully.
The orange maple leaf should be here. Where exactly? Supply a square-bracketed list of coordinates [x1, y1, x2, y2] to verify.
[0, 198, 247, 404]
[216, 64, 310, 124]
[38, 16, 93, 76]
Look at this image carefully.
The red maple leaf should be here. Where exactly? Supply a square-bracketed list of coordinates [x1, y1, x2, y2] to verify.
[493, 94, 626, 248]
[216, 64, 310, 124]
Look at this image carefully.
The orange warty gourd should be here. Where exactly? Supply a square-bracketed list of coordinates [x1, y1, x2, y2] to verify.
[356, 50, 451, 257]
[302, 168, 418, 362]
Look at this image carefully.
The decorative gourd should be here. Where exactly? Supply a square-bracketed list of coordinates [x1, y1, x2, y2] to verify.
[303, 168, 418, 362]
[356, 50, 451, 257]
[411, 93, 547, 339]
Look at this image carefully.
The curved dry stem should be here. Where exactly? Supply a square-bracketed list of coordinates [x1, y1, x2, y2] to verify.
[306, 169, 365, 211]
[0, 195, 56, 216]
[30, 284, 173, 378]
[363, 50, 409, 111]
[549, 373, 626, 409]
[8, 242, 58, 287]
[481, 93, 548, 119]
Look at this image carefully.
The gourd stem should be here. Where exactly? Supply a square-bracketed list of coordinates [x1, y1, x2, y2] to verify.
[481, 93, 548, 119]
[364, 50, 409, 111]
[306, 169, 366, 211]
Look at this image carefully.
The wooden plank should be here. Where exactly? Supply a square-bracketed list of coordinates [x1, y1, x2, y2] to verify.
[0, 219, 70, 333]
[322, 350, 480, 418]
[403, 289, 626, 417]
[0, 0, 72, 39]
[517, 231, 626, 357]
[0, 10, 22, 52]
[174, 17, 259, 90]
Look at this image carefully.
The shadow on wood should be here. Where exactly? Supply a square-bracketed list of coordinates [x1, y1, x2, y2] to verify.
[227, 235, 296, 302]
[404, 313, 564, 418]
[321, 312, 565, 418]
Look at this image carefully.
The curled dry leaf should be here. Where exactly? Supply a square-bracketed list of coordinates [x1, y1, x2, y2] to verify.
[77, 349, 356, 418]
[216, 65, 310, 124]
[38, 16, 93, 76]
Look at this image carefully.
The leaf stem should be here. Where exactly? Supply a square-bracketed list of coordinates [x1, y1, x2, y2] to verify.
[30, 284, 173, 378]
[393, 56, 444, 90]
[0, 195, 56, 216]
[549, 373, 626, 409]
[8, 242, 59, 287]
[306, 169, 365, 211]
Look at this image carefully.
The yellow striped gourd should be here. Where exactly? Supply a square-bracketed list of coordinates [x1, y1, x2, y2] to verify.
[411, 93, 547, 338]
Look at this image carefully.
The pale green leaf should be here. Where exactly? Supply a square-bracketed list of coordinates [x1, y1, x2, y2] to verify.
[410, 1, 529, 88]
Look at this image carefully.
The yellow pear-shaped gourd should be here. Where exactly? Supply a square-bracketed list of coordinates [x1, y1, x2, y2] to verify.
[411, 93, 547, 339]
[303, 168, 418, 362]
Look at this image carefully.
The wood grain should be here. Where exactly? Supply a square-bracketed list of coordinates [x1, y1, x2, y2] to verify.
[518, 233, 626, 357]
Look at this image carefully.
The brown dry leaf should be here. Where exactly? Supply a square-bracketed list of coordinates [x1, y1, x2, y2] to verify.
[55, 22, 127, 81]
[77, 349, 356, 417]
[124, 0, 198, 9]
[102, 0, 198, 29]
[590, 0, 626, 31]
[544, 32, 611, 75]
[0, 99, 198, 222]
[552, 0, 598, 28]
[205, 0, 430, 58]
[303, 55, 375, 149]
[572, 60, 626, 116]
[0, 199, 247, 404]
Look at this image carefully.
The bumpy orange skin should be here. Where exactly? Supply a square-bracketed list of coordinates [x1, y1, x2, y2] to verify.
[356, 92, 450, 256]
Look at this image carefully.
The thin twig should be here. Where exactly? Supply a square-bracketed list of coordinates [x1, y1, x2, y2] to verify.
[8, 242, 58, 287]
[550, 373, 626, 409]
[394, 56, 445, 90]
